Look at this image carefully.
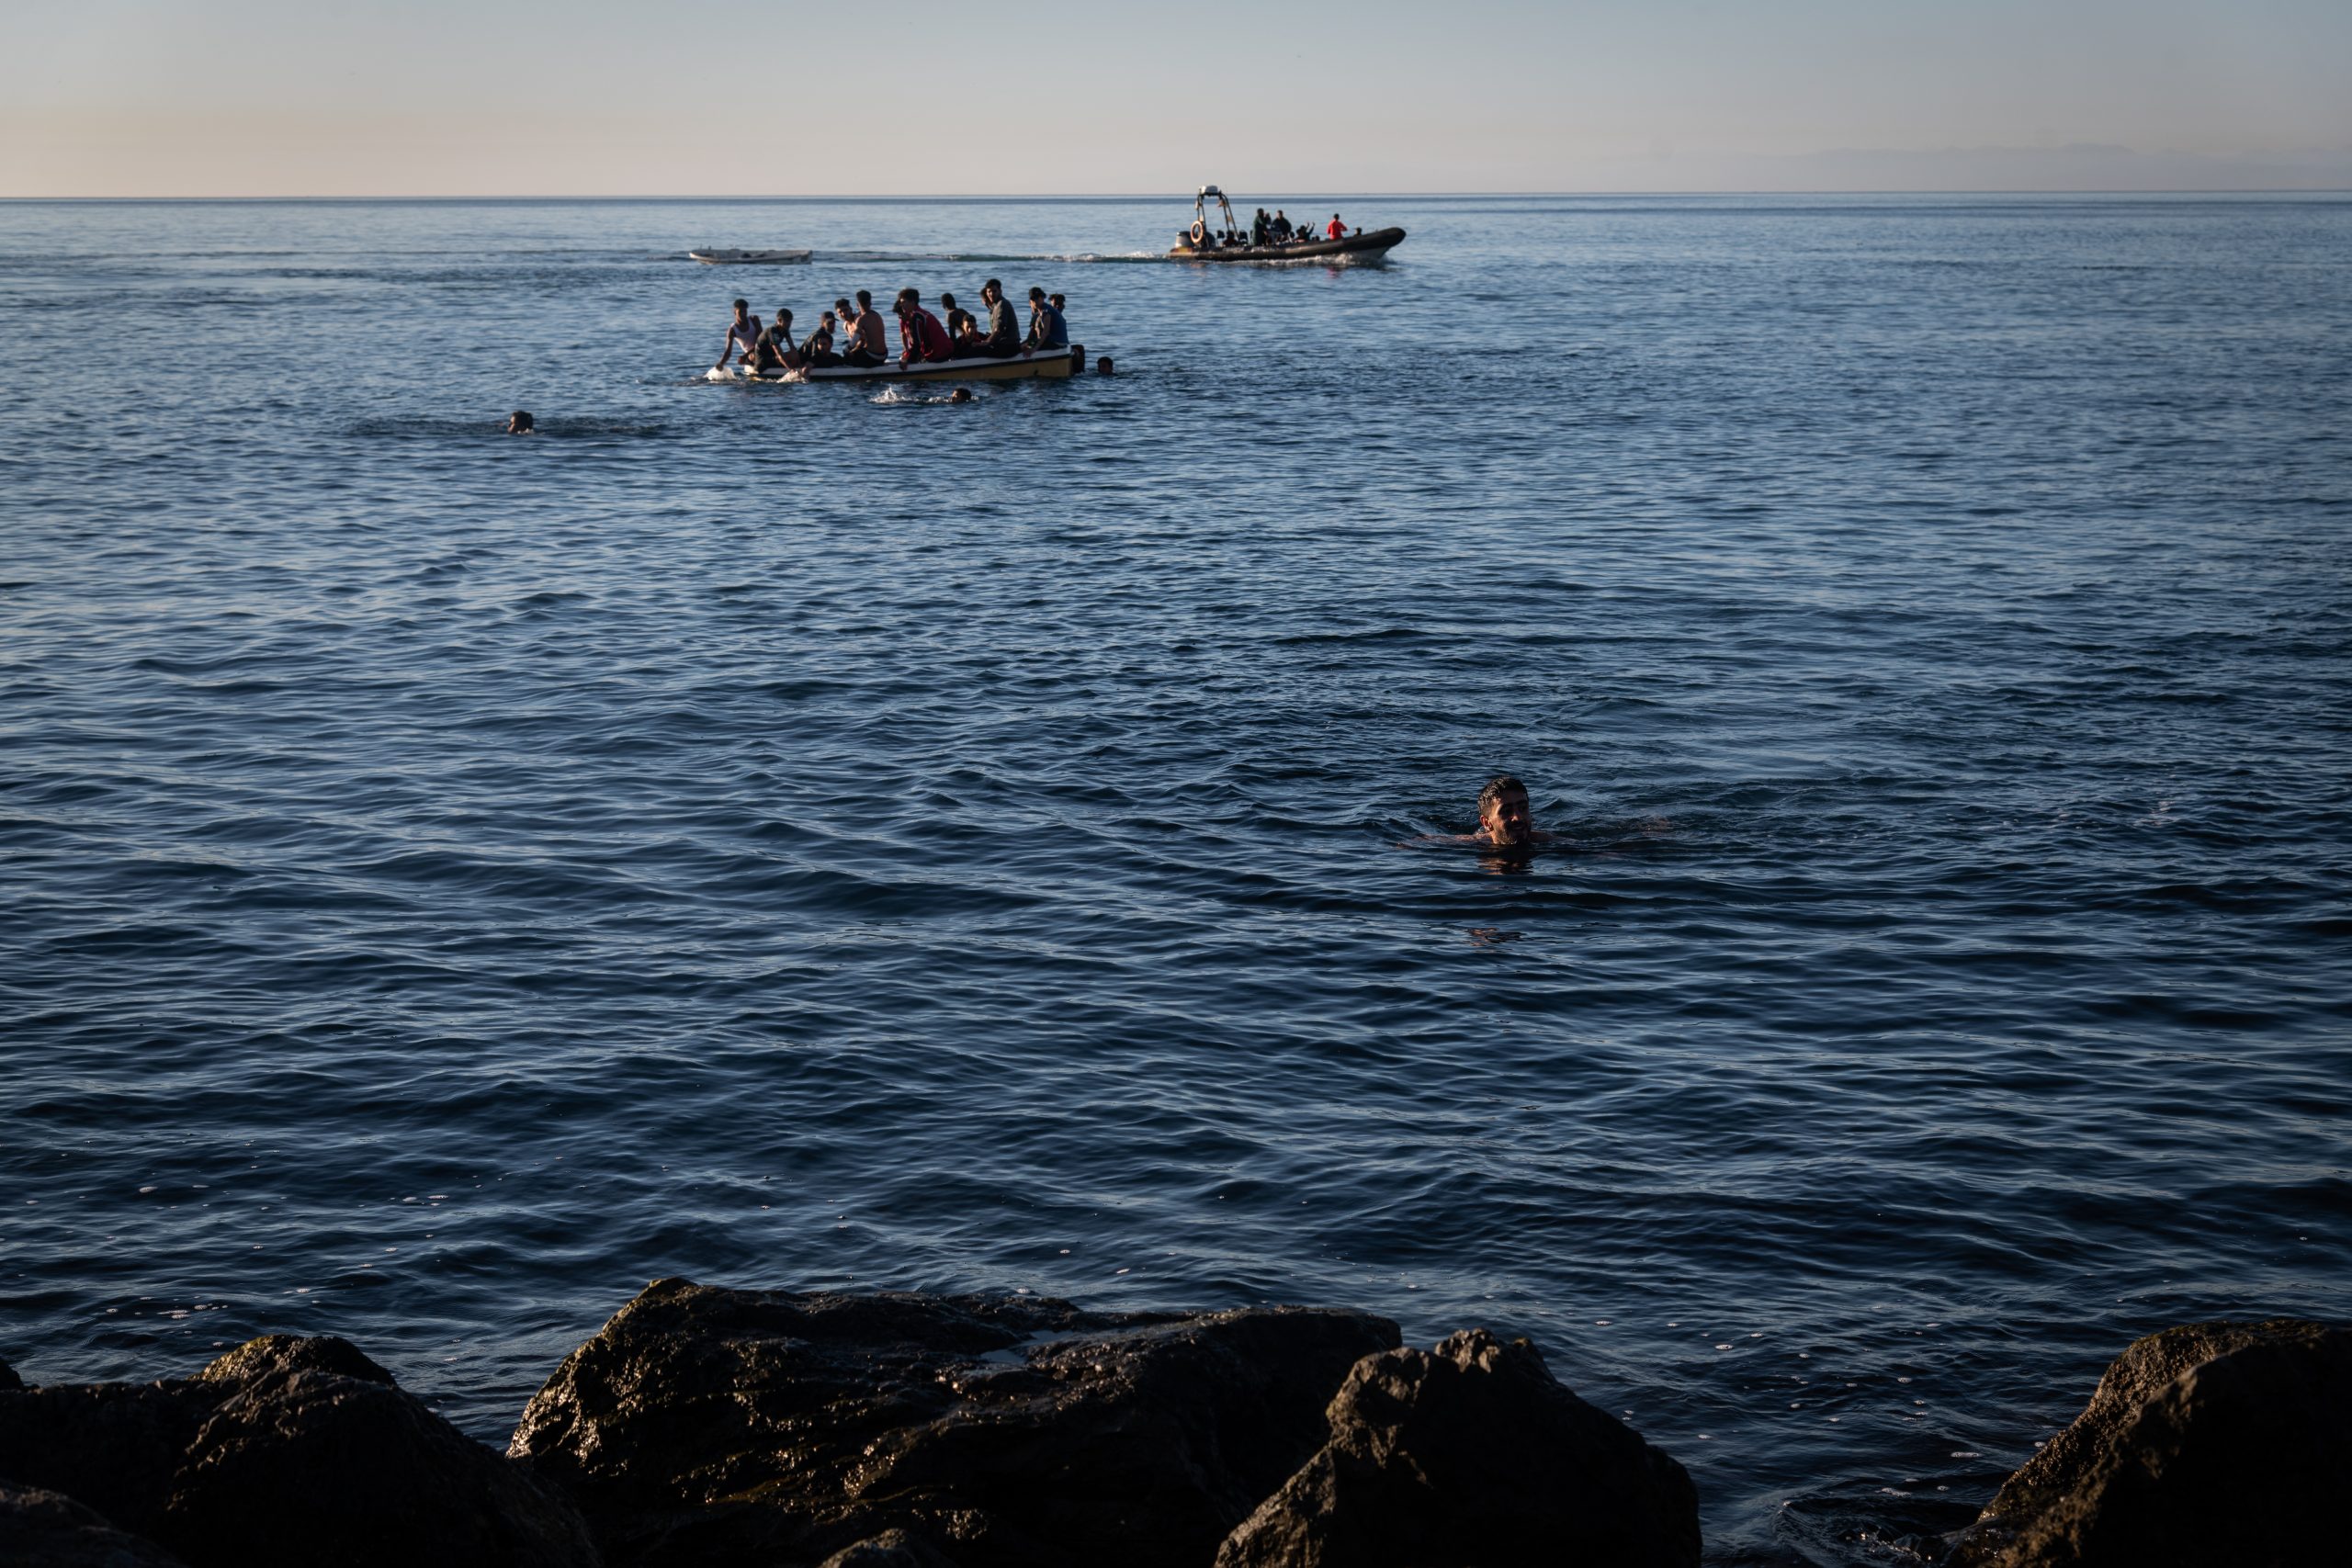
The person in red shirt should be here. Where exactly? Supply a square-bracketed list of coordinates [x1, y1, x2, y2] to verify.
[1326, 212, 1347, 241]
[892, 288, 954, 364]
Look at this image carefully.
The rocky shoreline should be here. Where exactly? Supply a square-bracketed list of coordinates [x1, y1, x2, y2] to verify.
[2, 1280, 2342, 1567]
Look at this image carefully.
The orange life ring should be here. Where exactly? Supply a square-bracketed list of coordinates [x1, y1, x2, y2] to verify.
[1189, 220, 1207, 245]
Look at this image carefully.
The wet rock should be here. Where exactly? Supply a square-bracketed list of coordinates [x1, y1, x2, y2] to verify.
[0, 1337, 397, 1540]
[1216, 1328, 1701, 1568]
[0, 1483, 190, 1568]
[816, 1529, 962, 1568]
[192, 1333, 394, 1392]
[1948, 1317, 2352, 1568]
[510, 1278, 1399, 1568]
[164, 1367, 601, 1568]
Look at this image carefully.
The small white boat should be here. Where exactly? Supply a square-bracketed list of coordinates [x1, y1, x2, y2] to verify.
[687, 248, 812, 265]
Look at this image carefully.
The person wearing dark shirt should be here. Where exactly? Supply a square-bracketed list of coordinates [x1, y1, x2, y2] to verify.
[797, 311, 842, 367]
[893, 288, 954, 364]
[1251, 208, 1270, 246]
[1023, 286, 1068, 351]
[961, 278, 1020, 358]
[1272, 209, 1292, 241]
[752, 309, 797, 372]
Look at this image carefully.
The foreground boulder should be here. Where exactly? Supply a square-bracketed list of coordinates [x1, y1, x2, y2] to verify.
[0, 1335, 598, 1568]
[1949, 1317, 2352, 1567]
[0, 1379, 211, 1540]
[508, 1278, 1400, 1568]
[0, 1483, 188, 1568]
[1216, 1328, 1700, 1568]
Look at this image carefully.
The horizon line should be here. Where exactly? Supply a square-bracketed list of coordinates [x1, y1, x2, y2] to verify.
[6, 187, 2351, 204]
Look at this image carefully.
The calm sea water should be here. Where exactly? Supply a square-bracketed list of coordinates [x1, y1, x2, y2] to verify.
[3, 194, 2348, 1564]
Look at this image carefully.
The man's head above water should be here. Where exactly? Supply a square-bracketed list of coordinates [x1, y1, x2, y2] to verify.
[1476, 774, 1533, 848]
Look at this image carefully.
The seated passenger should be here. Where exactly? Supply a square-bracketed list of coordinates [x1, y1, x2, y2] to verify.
[893, 288, 954, 364]
[1272, 209, 1292, 241]
[944, 306, 982, 353]
[964, 278, 1020, 358]
[752, 308, 796, 372]
[1023, 286, 1068, 351]
[797, 311, 842, 367]
[842, 290, 888, 367]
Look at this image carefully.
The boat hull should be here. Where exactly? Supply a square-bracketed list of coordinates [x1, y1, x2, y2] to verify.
[688, 249, 812, 265]
[742, 345, 1086, 384]
[1168, 226, 1405, 265]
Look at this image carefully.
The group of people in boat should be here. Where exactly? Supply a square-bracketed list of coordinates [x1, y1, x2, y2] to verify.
[1189, 209, 1355, 252]
[715, 280, 1070, 375]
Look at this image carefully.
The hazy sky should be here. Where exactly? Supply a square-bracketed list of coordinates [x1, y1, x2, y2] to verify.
[5, 0, 2347, 196]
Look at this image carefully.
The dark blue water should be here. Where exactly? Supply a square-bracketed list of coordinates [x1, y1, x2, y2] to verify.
[3, 195, 2348, 1565]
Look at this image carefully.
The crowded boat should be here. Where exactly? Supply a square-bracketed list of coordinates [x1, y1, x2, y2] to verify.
[1168, 186, 1407, 263]
[713, 279, 1084, 382]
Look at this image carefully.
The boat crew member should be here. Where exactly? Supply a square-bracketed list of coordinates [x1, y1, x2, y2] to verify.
[966, 279, 1021, 358]
[1024, 287, 1068, 351]
[715, 299, 761, 370]
[1272, 209, 1292, 241]
[1251, 208, 1271, 245]
[893, 288, 954, 364]
[1326, 212, 1346, 241]
[842, 290, 888, 367]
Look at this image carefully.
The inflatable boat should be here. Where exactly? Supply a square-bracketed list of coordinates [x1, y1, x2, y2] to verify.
[732, 344, 1089, 384]
[1165, 186, 1405, 264]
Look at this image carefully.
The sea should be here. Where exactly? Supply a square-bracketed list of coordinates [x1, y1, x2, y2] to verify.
[2, 194, 2347, 1565]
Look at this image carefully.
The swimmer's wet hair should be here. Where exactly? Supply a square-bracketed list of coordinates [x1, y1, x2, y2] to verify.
[1477, 774, 1527, 812]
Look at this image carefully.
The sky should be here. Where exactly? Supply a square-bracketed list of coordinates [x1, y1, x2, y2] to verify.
[4, 0, 2348, 196]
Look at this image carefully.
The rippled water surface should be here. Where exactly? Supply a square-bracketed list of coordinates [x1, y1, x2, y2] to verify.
[4, 195, 2349, 1564]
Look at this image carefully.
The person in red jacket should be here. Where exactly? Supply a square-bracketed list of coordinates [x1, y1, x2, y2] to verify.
[1325, 212, 1347, 241]
[892, 288, 954, 364]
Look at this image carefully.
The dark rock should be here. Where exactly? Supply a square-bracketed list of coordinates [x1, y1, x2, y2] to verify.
[193, 1334, 395, 1392]
[0, 1336, 395, 1540]
[816, 1529, 963, 1568]
[509, 1277, 1400, 1568]
[164, 1368, 600, 1568]
[0, 1483, 190, 1568]
[0, 1382, 211, 1540]
[1216, 1328, 1702, 1568]
[0, 1355, 22, 1393]
[1947, 1317, 2352, 1568]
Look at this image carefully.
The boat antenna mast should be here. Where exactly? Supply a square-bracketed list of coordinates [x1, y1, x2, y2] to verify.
[1195, 184, 1240, 243]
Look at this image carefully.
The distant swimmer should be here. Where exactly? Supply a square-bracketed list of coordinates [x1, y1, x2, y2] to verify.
[1095, 355, 1114, 375]
[715, 299, 761, 371]
[1408, 774, 1556, 854]
[948, 387, 974, 404]
[505, 411, 534, 434]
